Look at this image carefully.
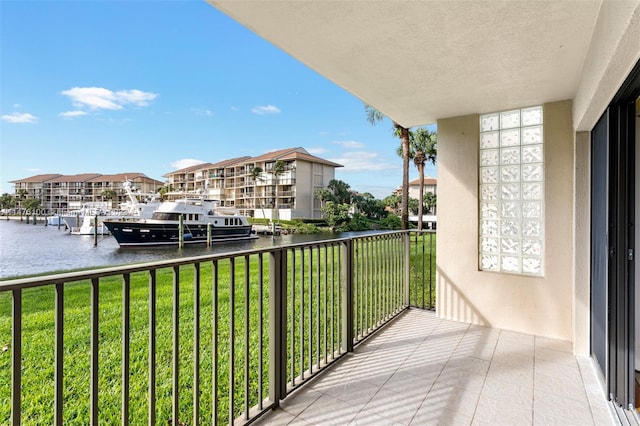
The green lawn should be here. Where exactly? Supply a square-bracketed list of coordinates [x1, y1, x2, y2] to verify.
[0, 233, 435, 425]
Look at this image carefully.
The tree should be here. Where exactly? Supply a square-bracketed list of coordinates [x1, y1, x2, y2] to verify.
[0, 193, 15, 212]
[250, 166, 264, 218]
[314, 188, 332, 208]
[424, 191, 437, 215]
[270, 160, 285, 222]
[16, 189, 28, 208]
[397, 127, 437, 230]
[321, 201, 350, 231]
[23, 198, 41, 213]
[101, 189, 117, 208]
[356, 192, 386, 220]
[327, 179, 352, 205]
[408, 197, 419, 216]
[382, 194, 401, 215]
[366, 104, 411, 230]
[411, 128, 437, 230]
[158, 184, 174, 201]
[379, 213, 402, 230]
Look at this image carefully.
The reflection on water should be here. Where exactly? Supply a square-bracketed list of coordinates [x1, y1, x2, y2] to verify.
[0, 219, 342, 279]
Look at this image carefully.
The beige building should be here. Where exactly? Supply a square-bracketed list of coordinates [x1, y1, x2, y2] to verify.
[209, 0, 640, 412]
[10, 173, 164, 212]
[163, 147, 342, 220]
[408, 176, 437, 200]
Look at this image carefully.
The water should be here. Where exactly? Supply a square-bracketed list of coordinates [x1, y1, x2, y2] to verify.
[0, 219, 340, 279]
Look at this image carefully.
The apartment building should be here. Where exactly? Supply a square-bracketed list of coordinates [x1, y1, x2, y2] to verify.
[164, 147, 342, 220]
[407, 176, 437, 199]
[10, 173, 164, 212]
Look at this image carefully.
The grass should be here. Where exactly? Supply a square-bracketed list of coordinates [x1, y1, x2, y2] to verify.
[0, 232, 435, 425]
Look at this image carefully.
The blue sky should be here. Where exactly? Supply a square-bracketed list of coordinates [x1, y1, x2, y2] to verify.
[0, 0, 436, 199]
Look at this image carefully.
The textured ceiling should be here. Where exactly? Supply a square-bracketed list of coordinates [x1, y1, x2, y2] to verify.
[208, 0, 602, 127]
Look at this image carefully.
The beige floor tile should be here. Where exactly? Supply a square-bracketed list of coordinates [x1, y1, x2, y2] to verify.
[533, 390, 594, 426]
[279, 388, 323, 417]
[383, 369, 436, 397]
[422, 381, 481, 418]
[253, 409, 297, 426]
[446, 355, 491, 376]
[480, 376, 533, 409]
[473, 393, 533, 425]
[437, 365, 487, 394]
[362, 386, 426, 425]
[320, 377, 380, 408]
[486, 359, 534, 388]
[349, 408, 407, 426]
[297, 393, 361, 424]
[534, 369, 589, 404]
[411, 406, 473, 426]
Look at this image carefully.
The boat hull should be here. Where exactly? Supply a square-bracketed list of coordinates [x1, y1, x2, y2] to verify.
[103, 220, 255, 247]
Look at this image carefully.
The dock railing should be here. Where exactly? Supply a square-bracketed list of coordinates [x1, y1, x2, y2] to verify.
[0, 230, 435, 425]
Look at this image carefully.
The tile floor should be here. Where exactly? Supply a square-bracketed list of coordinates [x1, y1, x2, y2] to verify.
[255, 309, 617, 425]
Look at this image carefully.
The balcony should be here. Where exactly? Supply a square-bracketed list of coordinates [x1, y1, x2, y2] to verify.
[0, 231, 615, 425]
[258, 309, 614, 425]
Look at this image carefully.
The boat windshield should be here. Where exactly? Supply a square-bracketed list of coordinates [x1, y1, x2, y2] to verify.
[152, 212, 182, 220]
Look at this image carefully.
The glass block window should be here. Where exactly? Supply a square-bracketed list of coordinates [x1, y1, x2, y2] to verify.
[479, 106, 544, 276]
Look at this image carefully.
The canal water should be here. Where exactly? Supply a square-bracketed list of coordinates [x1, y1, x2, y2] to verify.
[0, 219, 340, 279]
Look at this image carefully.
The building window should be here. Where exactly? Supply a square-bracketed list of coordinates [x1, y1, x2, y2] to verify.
[479, 106, 544, 276]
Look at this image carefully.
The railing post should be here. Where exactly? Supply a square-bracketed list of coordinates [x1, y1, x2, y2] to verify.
[341, 240, 354, 353]
[11, 289, 22, 426]
[268, 248, 287, 406]
[403, 232, 411, 307]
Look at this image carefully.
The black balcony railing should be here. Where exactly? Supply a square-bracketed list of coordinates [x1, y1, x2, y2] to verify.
[0, 230, 435, 425]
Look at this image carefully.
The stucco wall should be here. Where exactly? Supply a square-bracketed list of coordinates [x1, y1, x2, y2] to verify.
[436, 100, 575, 341]
[573, 0, 640, 131]
[574, 131, 591, 356]
[294, 161, 313, 218]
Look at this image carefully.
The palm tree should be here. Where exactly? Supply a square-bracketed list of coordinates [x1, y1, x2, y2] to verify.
[413, 150, 427, 230]
[101, 189, 117, 209]
[0, 193, 15, 210]
[365, 104, 411, 230]
[271, 160, 285, 222]
[424, 191, 437, 215]
[158, 184, 174, 201]
[314, 188, 332, 209]
[16, 188, 28, 220]
[409, 127, 437, 230]
[250, 166, 264, 218]
[396, 127, 437, 230]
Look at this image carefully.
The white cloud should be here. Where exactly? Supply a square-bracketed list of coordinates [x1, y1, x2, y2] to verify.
[328, 151, 399, 172]
[333, 140, 365, 149]
[61, 87, 158, 111]
[1, 112, 37, 123]
[192, 108, 213, 116]
[252, 105, 281, 115]
[59, 110, 88, 118]
[12, 103, 21, 108]
[307, 147, 327, 154]
[171, 159, 206, 170]
[230, 106, 239, 112]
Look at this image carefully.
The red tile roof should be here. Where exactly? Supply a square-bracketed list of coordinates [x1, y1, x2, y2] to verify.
[409, 177, 437, 186]
[251, 147, 342, 167]
[47, 173, 102, 183]
[10, 174, 62, 183]
[87, 173, 164, 185]
[164, 163, 213, 176]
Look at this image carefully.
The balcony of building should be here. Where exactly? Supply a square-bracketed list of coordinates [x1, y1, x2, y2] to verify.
[0, 231, 619, 425]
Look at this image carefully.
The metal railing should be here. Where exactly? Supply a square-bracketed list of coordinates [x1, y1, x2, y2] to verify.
[0, 230, 435, 425]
